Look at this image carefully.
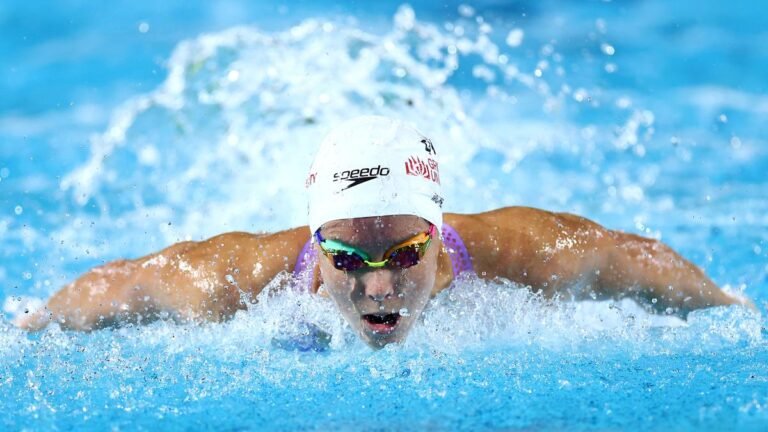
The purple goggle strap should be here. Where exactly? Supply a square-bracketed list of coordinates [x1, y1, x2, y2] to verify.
[440, 223, 475, 277]
[294, 236, 318, 274]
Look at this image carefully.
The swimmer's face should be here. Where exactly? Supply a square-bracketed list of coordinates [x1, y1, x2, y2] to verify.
[317, 215, 439, 349]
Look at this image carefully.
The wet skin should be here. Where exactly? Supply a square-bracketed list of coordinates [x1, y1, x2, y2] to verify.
[16, 207, 755, 348]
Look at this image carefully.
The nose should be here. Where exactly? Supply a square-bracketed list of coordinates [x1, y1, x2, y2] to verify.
[362, 270, 395, 302]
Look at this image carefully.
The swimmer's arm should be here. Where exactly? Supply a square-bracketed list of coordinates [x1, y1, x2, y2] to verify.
[595, 231, 755, 318]
[14, 240, 203, 331]
[14, 228, 310, 331]
[14, 258, 160, 331]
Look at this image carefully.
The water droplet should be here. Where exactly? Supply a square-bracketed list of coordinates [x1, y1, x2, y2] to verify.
[506, 29, 524, 47]
[394, 5, 415, 31]
[600, 43, 615, 56]
[615, 97, 631, 109]
[595, 18, 607, 33]
[399, 308, 410, 317]
[573, 88, 589, 102]
[458, 4, 475, 17]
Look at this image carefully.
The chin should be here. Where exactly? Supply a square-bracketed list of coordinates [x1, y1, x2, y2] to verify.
[363, 331, 402, 349]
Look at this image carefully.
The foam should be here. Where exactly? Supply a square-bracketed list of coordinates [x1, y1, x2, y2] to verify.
[0, 278, 760, 363]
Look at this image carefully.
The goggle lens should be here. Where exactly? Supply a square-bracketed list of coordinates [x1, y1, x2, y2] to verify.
[385, 245, 422, 269]
[332, 252, 366, 271]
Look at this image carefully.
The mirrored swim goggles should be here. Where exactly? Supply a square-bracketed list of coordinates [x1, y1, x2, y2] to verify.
[315, 224, 436, 271]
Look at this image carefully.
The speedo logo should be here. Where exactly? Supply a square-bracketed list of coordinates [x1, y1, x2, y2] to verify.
[333, 165, 390, 191]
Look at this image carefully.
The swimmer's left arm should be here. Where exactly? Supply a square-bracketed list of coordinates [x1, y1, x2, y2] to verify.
[468, 207, 756, 317]
[595, 230, 756, 318]
[474, 207, 754, 318]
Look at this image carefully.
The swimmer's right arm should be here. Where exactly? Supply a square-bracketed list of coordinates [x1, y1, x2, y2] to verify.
[14, 227, 311, 331]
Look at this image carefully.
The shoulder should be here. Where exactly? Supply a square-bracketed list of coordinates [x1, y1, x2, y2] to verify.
[137, 227, 311, 271]
[192, 227, 310, 255]
[446, 206, 612, 240]
[443, 207, 616, 284]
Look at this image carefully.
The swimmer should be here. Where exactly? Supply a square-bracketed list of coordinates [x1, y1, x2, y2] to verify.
[15, 116, 755, 348]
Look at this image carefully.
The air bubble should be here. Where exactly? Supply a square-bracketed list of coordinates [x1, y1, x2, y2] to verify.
[14, 206, 23, 215]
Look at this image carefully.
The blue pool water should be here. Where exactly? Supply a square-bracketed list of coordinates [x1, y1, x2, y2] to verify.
[1, 1, 767, 430]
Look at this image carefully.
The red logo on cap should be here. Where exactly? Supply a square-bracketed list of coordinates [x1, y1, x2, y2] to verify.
[405, 156, 440, 184]
[305, 172, 317, 188]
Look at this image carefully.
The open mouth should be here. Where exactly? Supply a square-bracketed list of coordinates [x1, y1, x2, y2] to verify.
[362, 313, 401, 334]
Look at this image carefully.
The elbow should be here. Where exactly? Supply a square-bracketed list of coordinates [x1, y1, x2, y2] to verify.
[13, 308, 53, 332]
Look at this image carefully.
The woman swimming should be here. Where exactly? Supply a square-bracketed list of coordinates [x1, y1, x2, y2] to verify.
[15, 116, 754, 348]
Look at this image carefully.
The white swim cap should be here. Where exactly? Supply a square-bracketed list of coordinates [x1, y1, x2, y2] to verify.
[306, 116, 443, 233]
